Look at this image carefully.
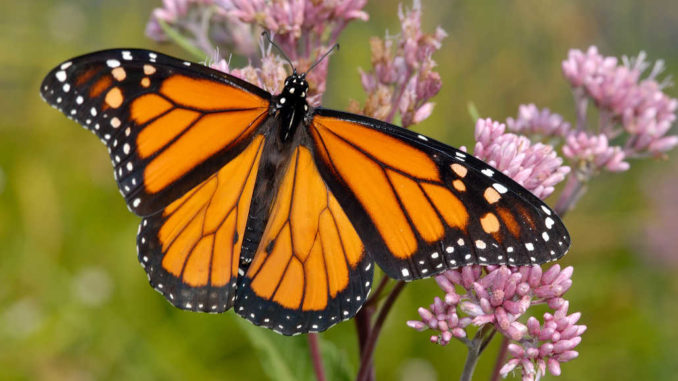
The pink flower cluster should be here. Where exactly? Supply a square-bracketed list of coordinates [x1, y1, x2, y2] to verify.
[563, 132, 629, 173]
[562, 46, 677, 157]
[500, 302, 585, 380]
[407, 265, 585, 381]
[352, 0, 446, 126]
[210, 43, 289, 94]
[473, 118, 571, 199]
[506, 103, 571, 138]
[147, 0, 370, 104]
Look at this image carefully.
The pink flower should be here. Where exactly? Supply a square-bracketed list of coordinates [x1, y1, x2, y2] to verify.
[506, 104, 571, 138]
[500, 302, 586, 381]
[562, 47, 678, 158]
[407, 265, 585, 380]
[355, 0, 446, 126]
[210, 45, 288, 94]
[562, 132, 630, 173]
[473, 118, 571, 199]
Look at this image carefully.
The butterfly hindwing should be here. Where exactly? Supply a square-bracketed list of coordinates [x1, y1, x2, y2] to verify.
[309, 109, 570, 280]
[236, 146, 374, 335]
[137, 135, 265, 312]
[40, 49, 272, 216]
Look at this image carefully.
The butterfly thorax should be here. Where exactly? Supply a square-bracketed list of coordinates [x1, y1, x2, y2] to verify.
[275, 72, 309, 143]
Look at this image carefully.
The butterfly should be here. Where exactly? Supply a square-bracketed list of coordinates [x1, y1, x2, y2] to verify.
[40, 48, 570, 335]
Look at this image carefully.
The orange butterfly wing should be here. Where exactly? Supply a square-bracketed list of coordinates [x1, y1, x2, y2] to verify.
[236, 146, 373, 334]
[40, 49, 271, 216]
[138, 135, 265, 312]
[309, 109, 570, 280]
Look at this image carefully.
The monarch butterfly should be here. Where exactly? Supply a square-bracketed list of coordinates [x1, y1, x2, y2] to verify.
[40, 46, 569, 335]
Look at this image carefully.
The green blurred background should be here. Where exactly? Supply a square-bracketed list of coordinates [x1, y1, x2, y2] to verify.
[1, 0, 678, 380]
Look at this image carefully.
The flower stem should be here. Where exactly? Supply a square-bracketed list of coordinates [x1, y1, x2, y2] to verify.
[554, 174, 586, 215]
[489, 336, 509, 381]
[356, 281, 406, 381]
[307, 333, 327, 381]
[158, 19, 207, 60]
[460, 325, 494, 381]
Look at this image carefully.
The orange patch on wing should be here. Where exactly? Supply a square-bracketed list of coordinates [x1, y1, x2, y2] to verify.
[321, 217, 350, 297]
[89, 75, 112, 98]
[161, 211, 204, 277]
[453, 179, 466, 192]
[327, 196, 363, 267]
[75, 67, 99, 86]
[137, 108, 201, 158]
[422, 183, 468, 230]
[312, 124, 417, 258]
[111, 67, 126, 81]
[497, 207, 521, 238]
[302, 238, 328, 310]
[131, 93, 173, 124]
[516, 205, 536, 229]
[451, 163, 468, 178]
[182, 235, 213, 287]
[140, 77, 151, 87]
[143, 64, 156, 75]
[484, 187, 501, 204]
[273, 258, 304, 309]
[159, 180, 217, 251]
[251, 225, 293, 299]
[143, 109, 266, 194]
[387, 169, 444, 243]
[313, 116, 440, 181]
[290, 149, 328, 260]
[161, 74, 268, 110]
[104, 87, 124, 108]
[212, 212, 236, 286]
[480, 212, 500, 234]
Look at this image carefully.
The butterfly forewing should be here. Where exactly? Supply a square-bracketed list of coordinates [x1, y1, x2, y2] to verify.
[309, 109, 570, 280]
[40, 49, 272, 216]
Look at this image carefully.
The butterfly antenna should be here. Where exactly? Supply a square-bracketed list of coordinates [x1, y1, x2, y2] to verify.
[304, 43, 339, 76]
[261, 31, 295, 71]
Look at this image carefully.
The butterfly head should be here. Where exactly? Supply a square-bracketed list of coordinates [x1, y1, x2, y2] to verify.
[278, 72, 309, 108]
[276, 72, 310, 142]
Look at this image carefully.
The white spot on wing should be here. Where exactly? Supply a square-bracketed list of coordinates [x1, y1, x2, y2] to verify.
[55, 71, 67, 82]
[106, 59, 121, 68]
[493, 183, 508, 194]
[481, 168, 494, 177]
[545, 217, 554, 229]
[122, 51, 133, 60]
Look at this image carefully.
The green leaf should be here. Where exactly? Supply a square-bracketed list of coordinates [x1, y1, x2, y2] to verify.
[236, 319, 315, 381]
[318, 336, 354, 381]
